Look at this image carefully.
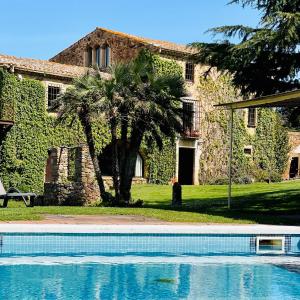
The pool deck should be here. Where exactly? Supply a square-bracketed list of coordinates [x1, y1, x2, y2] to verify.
[0, 223, 299, 234]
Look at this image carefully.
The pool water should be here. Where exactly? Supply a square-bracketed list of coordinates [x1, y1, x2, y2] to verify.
[0, 233, 299, 299]
[0, 258, 299, 300]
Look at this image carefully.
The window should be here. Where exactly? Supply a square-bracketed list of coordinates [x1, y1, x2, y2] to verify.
[87, 47, 93, 66]
[248, 108, 256, 127]
[47, 85, 61, 108]
[183, 101, 195, 133]
[244, 147, 252, 155]
[135, 153, 143, 177]
[96, 47, 101, 66]
[185, 62, 194, 82]
[105, 46, 111, 67]
[94, 45, 111, 68]
[99, 144, 143, 177]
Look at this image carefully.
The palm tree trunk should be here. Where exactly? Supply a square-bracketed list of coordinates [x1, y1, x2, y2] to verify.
[120, 126, 144, 204]
[111, 117, 120, 204]
[79, 108, 106, 200]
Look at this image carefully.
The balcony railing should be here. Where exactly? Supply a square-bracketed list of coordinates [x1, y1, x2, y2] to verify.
[182, 98, 200, 138]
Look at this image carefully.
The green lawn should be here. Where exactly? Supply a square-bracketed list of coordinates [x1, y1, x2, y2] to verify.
[1, 180, 300, 224]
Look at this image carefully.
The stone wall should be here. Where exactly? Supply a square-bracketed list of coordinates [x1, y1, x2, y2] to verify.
[283, 131, 300, 180]
[44, 145, 100, 206]
[44, 145, 147, 205]
[50, 29, 153, 67]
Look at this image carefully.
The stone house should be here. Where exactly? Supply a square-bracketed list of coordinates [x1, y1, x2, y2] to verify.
[0, 27, 286, 196]
[50, 27, 203, 185]
[0, 27, 205, 188]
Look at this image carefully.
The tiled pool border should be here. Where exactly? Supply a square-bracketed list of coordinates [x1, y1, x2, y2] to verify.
[0, 225, 299, 256]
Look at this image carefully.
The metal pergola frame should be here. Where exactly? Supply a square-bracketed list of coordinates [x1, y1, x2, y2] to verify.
[215, 89, 300, 209]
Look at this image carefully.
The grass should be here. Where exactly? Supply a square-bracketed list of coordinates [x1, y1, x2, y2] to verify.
[1, 180, 300, 224]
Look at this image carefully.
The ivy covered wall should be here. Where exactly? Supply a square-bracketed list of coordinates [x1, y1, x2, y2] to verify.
[144, 55, 183, 184]
[0, 69, 89, 193]
[198, 73, 289, 184]
[0, 69, 15, 121]
[0, 56, 182, 192]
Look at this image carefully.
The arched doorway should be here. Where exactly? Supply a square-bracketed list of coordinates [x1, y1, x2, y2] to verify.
[99, 144, 144, 178]
[289, 157, 299, 179]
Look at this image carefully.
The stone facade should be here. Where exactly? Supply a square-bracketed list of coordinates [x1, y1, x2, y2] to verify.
[44, 145, 147, 205]
[283, 131, 300, 180]
[0, 27, 219, 186]
[50, 27, 202, 185]
[50, 27, 195, 67]
[44, 145, 100, 206]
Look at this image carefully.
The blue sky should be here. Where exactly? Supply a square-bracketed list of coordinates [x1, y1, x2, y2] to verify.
[0, 0, 260, 60]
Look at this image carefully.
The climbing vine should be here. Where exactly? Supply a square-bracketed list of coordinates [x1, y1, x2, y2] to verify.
[253, 109, 289, 182]
[143, 56, 183, 184]
[198, 72, 289, 183]
[0, 56, 182, 192]
[0, 69, 112, 193]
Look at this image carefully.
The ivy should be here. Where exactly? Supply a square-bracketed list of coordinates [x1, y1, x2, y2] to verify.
[0, 69, 111, 193]
[0, 70, 16, 121]
[253, 108, 289, 181]
[198, 73, 289, 183]
[144, 56, 183, 184]
[153, 55, 183, 77]
[0, 56, 182, 192]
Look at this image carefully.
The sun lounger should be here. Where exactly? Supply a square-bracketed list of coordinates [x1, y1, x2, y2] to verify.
[0, 179, 36, 207]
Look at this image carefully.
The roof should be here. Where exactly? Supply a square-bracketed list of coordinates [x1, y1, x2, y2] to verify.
[0, 53, 93, 79]
[50, 27, 196, 61]
[96, 27, 195, 55]
[215, 89, 300, 110]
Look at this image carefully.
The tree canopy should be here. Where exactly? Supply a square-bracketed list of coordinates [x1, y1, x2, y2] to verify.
[191, 0, 300, 97]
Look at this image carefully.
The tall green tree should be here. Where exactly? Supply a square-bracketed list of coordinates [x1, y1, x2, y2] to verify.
[117, 50, 186, 203]
[57, 51, 186, 205]
[191, 1, 300, 108]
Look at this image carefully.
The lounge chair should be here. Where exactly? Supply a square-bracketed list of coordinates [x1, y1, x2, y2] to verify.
[0, 179, 36, 207]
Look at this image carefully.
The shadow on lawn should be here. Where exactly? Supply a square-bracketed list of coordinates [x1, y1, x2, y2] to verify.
[143, 187, 300, 225]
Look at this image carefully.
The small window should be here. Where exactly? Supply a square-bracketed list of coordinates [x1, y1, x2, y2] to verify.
[95, 45, 111, 68]
[244, 147, 252, 156]
[48, 85, 61, 108]
[96, 47, 101, 67]
[87, 47, 93, 66]
[105, 46, 111, 67]
[185, 63, 194, 82]
[248, 108, 256, 127]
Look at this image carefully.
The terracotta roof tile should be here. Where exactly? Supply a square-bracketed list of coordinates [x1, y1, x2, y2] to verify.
[0, 53, 108, 79]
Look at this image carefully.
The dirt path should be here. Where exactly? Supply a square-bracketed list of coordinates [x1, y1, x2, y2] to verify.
[4, 214, 174, 225]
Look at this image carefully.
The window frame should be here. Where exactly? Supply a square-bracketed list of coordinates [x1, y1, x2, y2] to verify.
[182, 100, 195, 133]
[87, 47, 93, 67]
[247, 108, 256, 128]
[185, 62, 195, 82]
[47, 84, 61, 110]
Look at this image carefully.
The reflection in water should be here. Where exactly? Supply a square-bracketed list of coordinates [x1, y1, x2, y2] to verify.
[0, 261, 299, 300]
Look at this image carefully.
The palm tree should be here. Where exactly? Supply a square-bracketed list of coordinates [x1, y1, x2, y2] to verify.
[56, 51, 186, 206]
[117, 50, 186, 203]
[55, 73, 109, 201]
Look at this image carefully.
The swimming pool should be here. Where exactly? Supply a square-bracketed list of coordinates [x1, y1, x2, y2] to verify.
[0, 225, 299, 300]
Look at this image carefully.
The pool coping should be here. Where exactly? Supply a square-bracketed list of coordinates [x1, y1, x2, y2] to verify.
[0, 224, 299, 234]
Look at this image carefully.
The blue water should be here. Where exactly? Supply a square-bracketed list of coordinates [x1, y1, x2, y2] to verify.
[0, 259, 299, 300]
[0, 233, 299, 299]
